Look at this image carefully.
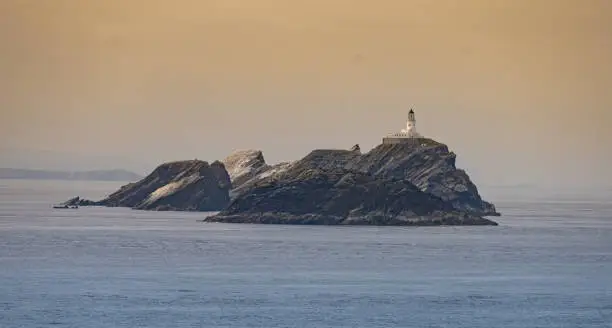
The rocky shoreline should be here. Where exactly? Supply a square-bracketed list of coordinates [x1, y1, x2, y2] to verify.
[203, 212, 497, 226]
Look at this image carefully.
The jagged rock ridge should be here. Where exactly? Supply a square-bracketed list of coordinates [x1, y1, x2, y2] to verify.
[66, 160, 231, 211]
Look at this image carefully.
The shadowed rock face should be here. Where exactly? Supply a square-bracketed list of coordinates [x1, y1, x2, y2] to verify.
[67, 160, 231, 211]
[352, 139, 499, 216]
[205, 146, 498, 226]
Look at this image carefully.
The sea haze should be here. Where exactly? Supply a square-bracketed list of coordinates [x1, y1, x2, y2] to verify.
[0, 168, 143, 182]
[0, 180, 610, 327]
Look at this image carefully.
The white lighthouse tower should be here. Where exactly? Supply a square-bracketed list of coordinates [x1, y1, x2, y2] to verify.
[401, 108, 420, 137]
[382, 108, 423, 144]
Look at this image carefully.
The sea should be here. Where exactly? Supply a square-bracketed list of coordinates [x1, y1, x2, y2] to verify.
[0, 179, 610, 328]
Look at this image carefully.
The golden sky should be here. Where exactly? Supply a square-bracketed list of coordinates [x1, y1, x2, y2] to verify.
[1, 0, 611, 187]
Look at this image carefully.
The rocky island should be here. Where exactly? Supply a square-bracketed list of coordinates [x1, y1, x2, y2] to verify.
[206, 145, 497, 226]
[64, 110, 499, 226]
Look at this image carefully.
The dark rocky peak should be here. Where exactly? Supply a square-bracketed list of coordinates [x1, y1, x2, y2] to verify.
[63, 159, 231, 212]
[350, 144, 361, 153]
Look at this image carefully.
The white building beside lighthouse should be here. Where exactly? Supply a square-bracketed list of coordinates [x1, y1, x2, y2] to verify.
[382, 109, 424, 144]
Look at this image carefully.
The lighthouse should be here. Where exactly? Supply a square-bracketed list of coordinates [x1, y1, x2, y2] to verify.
[382, 108, 423, 144]
[403, 109, 418, 137]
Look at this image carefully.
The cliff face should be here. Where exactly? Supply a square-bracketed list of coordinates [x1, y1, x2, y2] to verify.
[206, 146, 498, 226]
[352, 139, 499, 216]
[70, 160, 231, 211]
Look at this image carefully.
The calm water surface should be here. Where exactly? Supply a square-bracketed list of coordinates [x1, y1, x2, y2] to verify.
[0, 180, 610, 327]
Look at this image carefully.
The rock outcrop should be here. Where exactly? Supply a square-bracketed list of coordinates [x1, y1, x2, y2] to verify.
[351, 138, 499, 216]
[62, 196, 97, 206]
[222, 150, 268, 189]
[66, 160, 231, 211]
[205, 148, 497, 226]
[222, 149, 294, 199]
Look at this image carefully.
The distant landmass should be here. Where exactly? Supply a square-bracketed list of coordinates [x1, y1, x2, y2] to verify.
[0, 168, 143, 181]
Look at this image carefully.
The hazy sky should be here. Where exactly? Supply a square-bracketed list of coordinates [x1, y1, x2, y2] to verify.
[1, 0, 611, 188]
